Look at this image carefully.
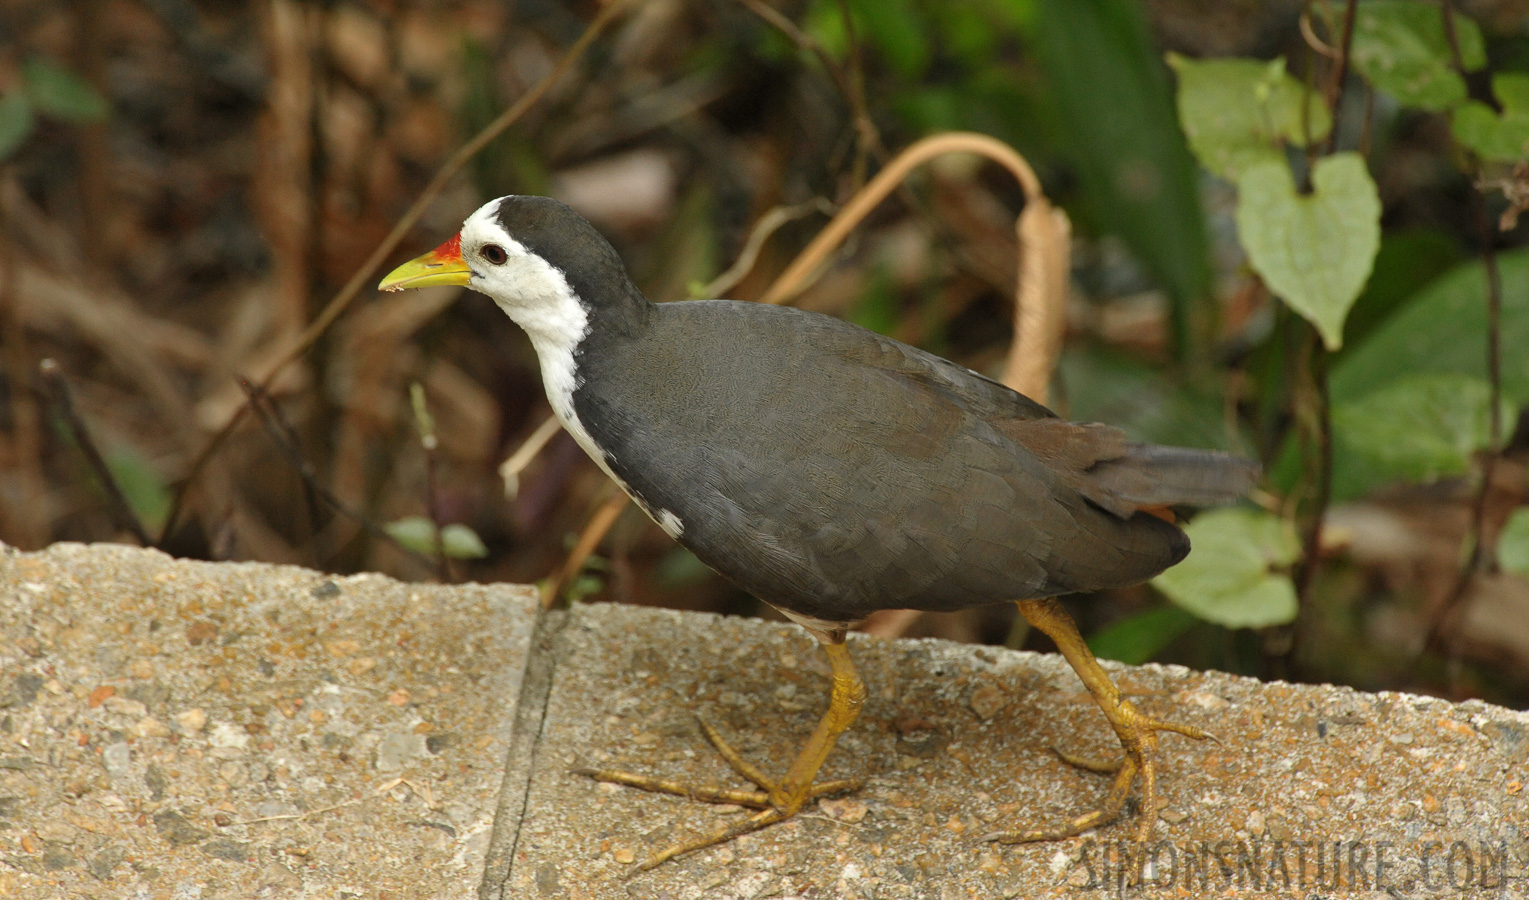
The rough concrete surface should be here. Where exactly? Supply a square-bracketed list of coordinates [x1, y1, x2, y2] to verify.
[506, 603, 1529, 899]
[3, 543, 1528, 899]
[0, 543, 538, 899]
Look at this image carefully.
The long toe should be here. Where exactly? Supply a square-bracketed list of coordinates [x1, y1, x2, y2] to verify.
[980, 698, 1212, 845]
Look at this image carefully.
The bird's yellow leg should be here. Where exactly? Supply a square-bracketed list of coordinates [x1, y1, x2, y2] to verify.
[577, 636, 867, 871]
[983, 597, 1212, 845]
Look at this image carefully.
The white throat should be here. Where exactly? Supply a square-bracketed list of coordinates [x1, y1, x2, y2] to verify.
[458, 204, 604, 476]
[459, 198, 684, 540]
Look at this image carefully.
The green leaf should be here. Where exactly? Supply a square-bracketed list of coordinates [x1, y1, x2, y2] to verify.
[1331, 373, 1511, 500]
[440, 524, 488, 559]
[1501, 508, 1529, 578]
[1033, 1, 1213, 358]
[855, 0, 929, 79]
[1153, 507, 1300, 628]
[1337, 228, 1462, 354]
[1167, 54, 1332, 181]
[1452, 74, 1529, 162]
[1331, 249, 1529, 404]
[105, 447, 170, 535]
[385, 516, 438, 554]
[1235, 153, 1381, 350]
[23, 57, 108, 123]
[1088, 605, 1198, 664]
[0, 91, 34, 161]
[385, 517, 487, 558]
[1348, 0, 1485, 111]
[803, 0, 929, 77]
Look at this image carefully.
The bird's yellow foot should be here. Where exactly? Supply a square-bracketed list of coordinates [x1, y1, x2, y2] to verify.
[979, 598, 1215, 848]
[575, 719, 863, 870]
[979, 697, 1212, 844]
[575, 638, 867, 871]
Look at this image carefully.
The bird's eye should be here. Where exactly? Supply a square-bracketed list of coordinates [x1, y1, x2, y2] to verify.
[481, 244, 508, 265]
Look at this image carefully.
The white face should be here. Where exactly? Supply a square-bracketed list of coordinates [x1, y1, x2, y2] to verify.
[458, 199, 603, 484]
[456, 199, 687, 542]
[457, 199, 589, 354]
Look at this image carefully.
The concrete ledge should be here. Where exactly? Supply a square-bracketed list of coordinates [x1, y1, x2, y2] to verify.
[3, 543, 1527, 899]
[0, 543, 538, 899]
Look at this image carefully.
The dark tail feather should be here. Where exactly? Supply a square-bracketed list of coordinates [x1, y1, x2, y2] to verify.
[1091, 444, 1259, 510]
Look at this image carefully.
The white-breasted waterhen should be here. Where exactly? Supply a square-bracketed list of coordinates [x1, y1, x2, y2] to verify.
[380, 195, 1258, 870]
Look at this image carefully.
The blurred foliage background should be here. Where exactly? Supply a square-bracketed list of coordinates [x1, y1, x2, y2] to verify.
[3, 0, 1528, 708]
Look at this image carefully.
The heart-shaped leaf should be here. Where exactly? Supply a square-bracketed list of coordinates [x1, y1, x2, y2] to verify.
[1153, 507, 1300, 628]
[1348, 0, 1485, 111]
[1236, 153, 1381, 349]
[1453, 73, 1529, 162]
[1168, 54, 1332, 181]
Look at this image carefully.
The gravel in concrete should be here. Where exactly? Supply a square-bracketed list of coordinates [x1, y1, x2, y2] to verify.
[5, 543, 1528, 899]
[505, 602, 1529, 899]
[0, 542, 537, 899]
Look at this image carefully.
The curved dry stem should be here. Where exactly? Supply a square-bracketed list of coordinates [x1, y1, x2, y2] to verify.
[1004, 200, 1071, 404]
[756, 131, 1068, 406]
[759, 132, 1043, 305]
[1298, 10, 1341, 60]
[694, 198, 836, 301]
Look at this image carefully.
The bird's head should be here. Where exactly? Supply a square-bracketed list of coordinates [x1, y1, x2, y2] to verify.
[379, 195, 646, 345]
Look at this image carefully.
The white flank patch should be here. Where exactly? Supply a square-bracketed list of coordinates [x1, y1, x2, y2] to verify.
[655, 509, 684, 538]
[778, 607, 858, 637]
[459, 198, 681, 541]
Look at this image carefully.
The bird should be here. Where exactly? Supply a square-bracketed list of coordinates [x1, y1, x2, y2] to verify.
[379, 195, 1258, 871]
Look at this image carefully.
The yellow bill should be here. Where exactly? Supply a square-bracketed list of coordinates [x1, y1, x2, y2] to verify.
[378, 233, 472, 291]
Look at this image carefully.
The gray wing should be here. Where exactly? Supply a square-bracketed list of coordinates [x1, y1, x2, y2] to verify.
[575, 300, 1196, 623]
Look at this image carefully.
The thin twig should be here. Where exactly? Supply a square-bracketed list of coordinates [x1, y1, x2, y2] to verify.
[737, 0, 888, 170]
[231, 775, 422, 826]
[1298, 9, 1340, 59]
[1358, 82, 1375, 157]
[834, 0, 875, 186]
[1290, 343, 1332, 608]
[1321, 0, 1360, 158]
[257, 370, 323, 566]
[693, 198, 836, 301]
[158, 1, 629, 545]
[1423, 0, 1505, 651]
[236, 377, 432, 567]
[1286, 0, 1358, 667]
[499, 414, 565, 500]
[410, 382, 452, 582]
[0, 181, 48, 546]
[38, 359, 152, 546]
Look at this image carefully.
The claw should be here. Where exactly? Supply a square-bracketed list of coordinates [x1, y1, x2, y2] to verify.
[575, 638, 867, 871]
[997, 598, 1214, 850]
